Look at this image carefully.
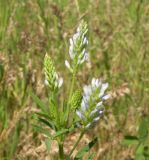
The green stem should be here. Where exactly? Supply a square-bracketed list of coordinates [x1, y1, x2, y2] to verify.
[68, 130, 85, 157]
[59, 142, 64, 160]
[66, 67, 77, 121]
[51, 91, 60, 126]
[68, 72, 76, 102]
[68, 64, 78, 102]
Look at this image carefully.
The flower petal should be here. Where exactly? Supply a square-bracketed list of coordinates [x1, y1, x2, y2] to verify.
[102, 94, 110, 100]
[58, 77, 63, 88]
[99, 83, 109, 98]
[76, 110, 84, 119]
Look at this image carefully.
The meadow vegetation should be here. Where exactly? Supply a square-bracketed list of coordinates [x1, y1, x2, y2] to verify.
[0, 0, 149, 159]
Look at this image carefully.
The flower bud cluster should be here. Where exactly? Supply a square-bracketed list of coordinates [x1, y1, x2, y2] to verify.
[65, 21, 89, 72]
[76, 78, 110, 129]
[44, 54, 63, 91]
[70, 89, 82, 110]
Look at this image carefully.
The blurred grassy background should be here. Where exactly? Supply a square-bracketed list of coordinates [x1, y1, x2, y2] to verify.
[0, 0, 149, 159]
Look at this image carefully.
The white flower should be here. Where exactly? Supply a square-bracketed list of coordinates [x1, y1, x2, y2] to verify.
[65, 21, 89, 71]
[99, 83, 109, 98]
[80, 99, 89, 112]
[58, 77, 63, 88]
[44, 79, 49, 86]
[96, 101, 103, 107]
[93, 117, 100, 123]
[85, 123, 92, 129]
[82, 37, 88, 46]
[53, 73, 63, 89]
[76, 78, 109, 129]
[76, 110, 84, 119]
[77, 49, 89, 64]
[69, 38, 74, 59]
[83, 85, 92, 97]
[65, 60, 73, 73]
[102, 94, 110, 100]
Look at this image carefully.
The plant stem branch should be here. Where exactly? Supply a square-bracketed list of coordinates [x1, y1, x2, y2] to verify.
[66, 67, 77, 122]
[68, 71, 76, 102]
[59, 142, 64, 160]
[68, 130, 85, 157]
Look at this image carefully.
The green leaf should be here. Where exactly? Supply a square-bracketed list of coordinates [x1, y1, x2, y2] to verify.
[74, 137, 98, 160]
[135, 143, 145, 160]
[135, 154, 145, 160]
[45, 138, 52, 153]
[138, 117, 149, 141]
[33, 124, 51, 137]
[38, 117, 56, 130]
[144, 146, 149, 157]
[122, 136, 139, 145]
[52, 128, 70, 139]
[30, 91, 47, 112]
[87, 152, 96, 160]
[35, 112, 51, 120]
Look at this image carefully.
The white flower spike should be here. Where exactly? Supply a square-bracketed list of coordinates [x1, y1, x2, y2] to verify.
[65, 21, 89, 71]
[76, 78, 109, 129]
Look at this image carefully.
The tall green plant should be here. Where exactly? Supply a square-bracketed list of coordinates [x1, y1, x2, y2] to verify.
[32, 20, 110, 159]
